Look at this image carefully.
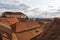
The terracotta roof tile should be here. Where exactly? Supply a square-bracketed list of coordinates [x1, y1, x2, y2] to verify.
[16, 28, 43, 40]
[15, 21, 40, 32]
[0, 19, 11, 29]
[0, 17, 19, 25]
[6, 18, 19, 25]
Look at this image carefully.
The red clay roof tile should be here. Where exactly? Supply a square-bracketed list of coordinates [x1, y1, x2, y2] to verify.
[0, 17, 19, 25]
[15, 21, 40, 32]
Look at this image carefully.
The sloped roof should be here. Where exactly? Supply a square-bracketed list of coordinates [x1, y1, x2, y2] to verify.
[6, 18, 19, 25]
[0, 19, 11, 29]
[0, 17, 19, 25]
[16, 28, 43, 40]
[2, 12, 26, 16]
[31, 18, 60, 40]
[15, 21, 40, 32]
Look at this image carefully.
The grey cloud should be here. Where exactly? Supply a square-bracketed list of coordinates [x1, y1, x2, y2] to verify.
[0, 0, 19, 3]
[0, 3, 17, 9]
[28, 8, 41, 13]
[18, 3, 30, 12]
[48, 6, 54, 8]
[0, 2, 41, 13]
[39, 11, 60, 18]
[13, 1, 19, 3]
[0, 3, 30, 12]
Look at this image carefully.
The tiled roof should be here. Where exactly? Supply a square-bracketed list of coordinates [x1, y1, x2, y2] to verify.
[16, 28, 43, 40]
[0, 19, 11, 29]
[15, 21, 40, 32]
[31, 18, 60, 40]
[0, 17, 19, 25]
[6, 18, 19, 25]
[2, 12, 26, 16]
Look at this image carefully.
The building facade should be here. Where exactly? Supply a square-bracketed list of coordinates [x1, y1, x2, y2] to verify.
[2, 12, 28, 19]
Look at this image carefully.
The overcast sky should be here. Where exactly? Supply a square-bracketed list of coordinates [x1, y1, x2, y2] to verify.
[0, 0, 60, 18]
